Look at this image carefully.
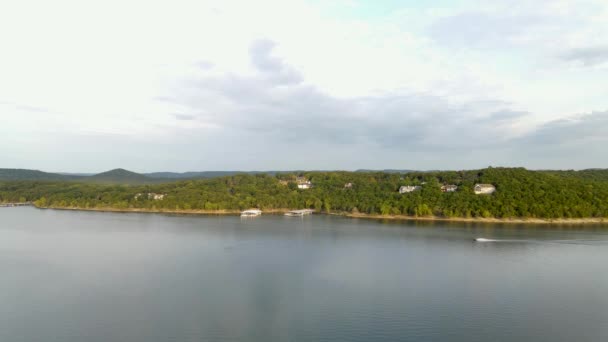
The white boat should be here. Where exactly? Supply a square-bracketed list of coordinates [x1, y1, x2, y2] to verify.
[474, 238, 494, 242]
[241, 209, 262, 217]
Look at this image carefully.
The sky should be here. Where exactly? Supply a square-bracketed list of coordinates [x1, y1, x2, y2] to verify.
[1, 0, 607, 173]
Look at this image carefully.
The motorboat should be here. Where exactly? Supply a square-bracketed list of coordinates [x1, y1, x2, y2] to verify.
[474, 238, 493, 242]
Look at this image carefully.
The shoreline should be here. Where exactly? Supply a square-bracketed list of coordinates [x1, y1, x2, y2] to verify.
[33, 206, 608, 225]
[336, 212, 607, 225]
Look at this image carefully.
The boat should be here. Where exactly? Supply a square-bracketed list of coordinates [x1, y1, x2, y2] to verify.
[284, 209, 314, 217]
[241, 209, 262, 217]
[474, 238, 493, 242]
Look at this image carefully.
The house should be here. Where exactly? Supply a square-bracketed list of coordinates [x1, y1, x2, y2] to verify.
[149, 193, 165, 200]
[474, 184, 496, 195]
[296, 177, 312, 189]
[134, 193, 166, 200]
[441, 184, 458, 192]
[399, 185, 421, 194]
[344, 182, 353, 189]
[298, 181, 312, 189]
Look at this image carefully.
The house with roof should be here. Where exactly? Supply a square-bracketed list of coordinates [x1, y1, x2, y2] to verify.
[399, 185, 421, 194]
[441, 184, 458, 192]
[296, 177, 312, 189]
[474, 184, 496, 195]
[135, 193, 166, 200]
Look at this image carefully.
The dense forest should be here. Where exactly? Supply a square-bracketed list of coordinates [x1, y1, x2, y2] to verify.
[1, 167, 608, 219]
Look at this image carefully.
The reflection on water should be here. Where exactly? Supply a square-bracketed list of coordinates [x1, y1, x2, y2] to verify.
[1, 207, 608, 342]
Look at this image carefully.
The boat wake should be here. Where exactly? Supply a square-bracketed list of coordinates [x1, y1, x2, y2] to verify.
[474, 237, 607, 245]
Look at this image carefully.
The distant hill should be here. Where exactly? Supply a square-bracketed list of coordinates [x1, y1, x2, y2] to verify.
[56, 172, 95, 177]
[0, 168, 78, 181]
[0, 168, 152, 184]
[144, 171, 278, 179]
[145, 171, 246, 179]
[0, 168, 274, 184]
[355, 169, 417, 173]
[86, 168, 153, 184]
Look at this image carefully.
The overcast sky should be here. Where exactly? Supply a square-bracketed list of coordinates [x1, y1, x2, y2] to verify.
[1, 0, 607, 173]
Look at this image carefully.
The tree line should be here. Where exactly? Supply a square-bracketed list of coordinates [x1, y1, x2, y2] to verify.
[1, 167, 608, 219]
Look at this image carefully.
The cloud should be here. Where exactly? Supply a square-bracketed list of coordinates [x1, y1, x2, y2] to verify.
[428, 1, 604, 52]
[521, 111, 608, 145]
[249, 40, 283, 72]
[560, 47, 608, 67]
[157, 38, 607, 169]
[0, 100, 51, 113]
[195, 61, 214, 70]
[248, 39, 303, 85]
[481, 109, 529, 123]
[2, 0, 607, 171]
[505, 111, 608, 168]
[430, 11, 543, 49]
[167, 40, 527, 152]
[173, 113, 196, 121]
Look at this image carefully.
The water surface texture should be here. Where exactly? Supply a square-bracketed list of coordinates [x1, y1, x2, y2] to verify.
[1, 207, 608, 341]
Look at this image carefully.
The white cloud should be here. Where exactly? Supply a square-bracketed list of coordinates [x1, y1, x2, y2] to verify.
[0, 0, 606, 171]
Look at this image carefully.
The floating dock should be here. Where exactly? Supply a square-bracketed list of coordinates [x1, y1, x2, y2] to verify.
[241, 209, 262, 217]
[0, 202, 32, 208]
[284, 209, 314, 217]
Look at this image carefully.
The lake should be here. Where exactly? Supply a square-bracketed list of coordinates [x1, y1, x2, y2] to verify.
[1, 207, 608, 341]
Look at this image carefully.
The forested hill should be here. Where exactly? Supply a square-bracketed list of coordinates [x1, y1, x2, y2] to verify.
[0, 168, 287, 183]
[0, 168, 154, 183]
[540, 169, 608, 182]
[144, 171, 276, 179]
[0, 169, 77, 181]
[87, 169, 152, 184]
[2, 167, 608, 220]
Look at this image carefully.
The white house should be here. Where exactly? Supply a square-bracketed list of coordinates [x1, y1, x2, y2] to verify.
[150, 193, 165, 200]
[441, 185, 458, 192]
[399, 185, 421, 194]
[296, 177, 312, 189]
[297, 181, 312, 189]
[474, 184, 496, 195]
[134, 193, 166, 200]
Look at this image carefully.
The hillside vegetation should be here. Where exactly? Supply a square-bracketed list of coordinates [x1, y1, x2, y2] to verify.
[542, 169, 608, 182]
[86, 169, 152, 184]
[0, 168, 282, 183]
[0, 169, 77, 181]
[2, 167, 608, 219]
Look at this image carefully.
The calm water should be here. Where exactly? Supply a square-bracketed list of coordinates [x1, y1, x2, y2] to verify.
[1, 207, 608, 341]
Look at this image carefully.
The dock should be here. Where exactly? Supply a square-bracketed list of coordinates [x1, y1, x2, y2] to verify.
[0, 202, 33, 208]
[241, 209, 262, 217]
[284, 209, 314, 217]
